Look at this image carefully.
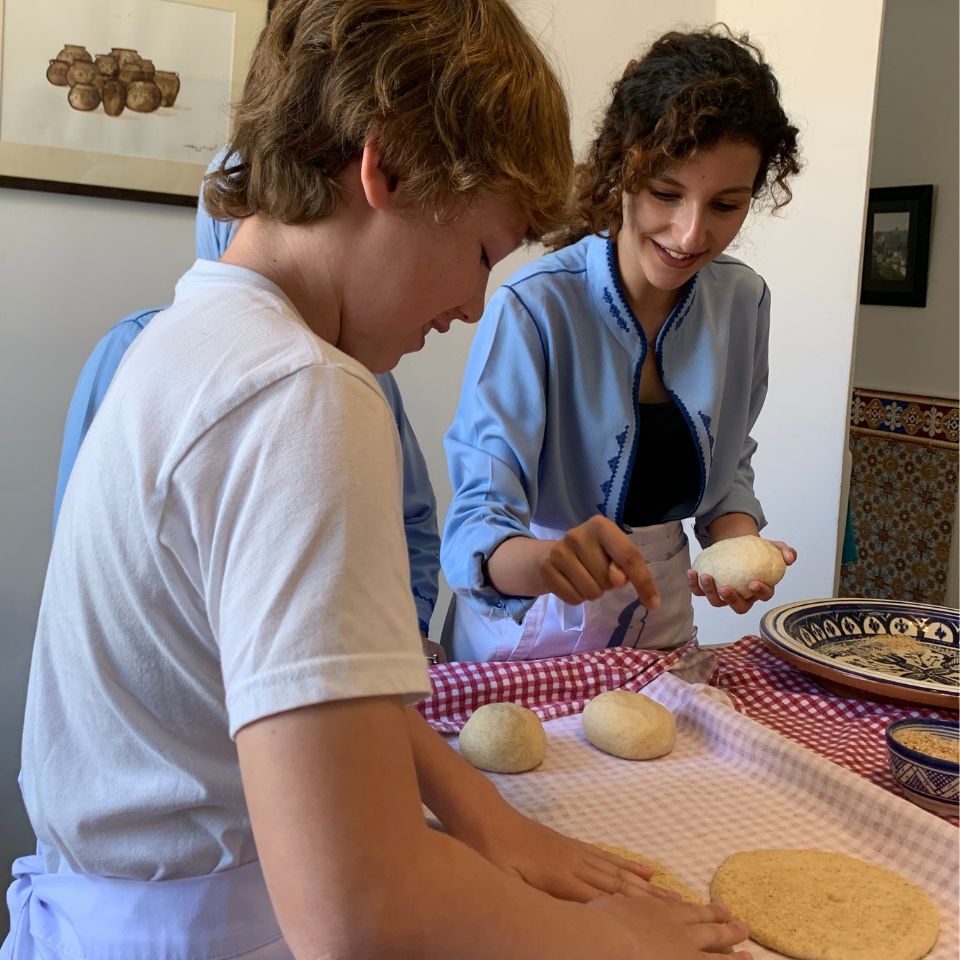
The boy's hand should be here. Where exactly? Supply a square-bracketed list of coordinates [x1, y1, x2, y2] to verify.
[588, 894, 752, 960]
[454, 802, 680, 903]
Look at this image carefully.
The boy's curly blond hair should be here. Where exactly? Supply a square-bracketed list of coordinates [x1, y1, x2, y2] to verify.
[203, 0, 573, 239]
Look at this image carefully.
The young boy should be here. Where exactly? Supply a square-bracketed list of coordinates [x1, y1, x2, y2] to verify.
[5, 2, 749, 957]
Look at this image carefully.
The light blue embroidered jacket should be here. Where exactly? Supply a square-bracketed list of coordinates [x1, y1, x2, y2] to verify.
[442, 233, 770, 621]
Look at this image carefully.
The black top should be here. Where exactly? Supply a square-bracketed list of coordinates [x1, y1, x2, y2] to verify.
[622, 401, 700, 527]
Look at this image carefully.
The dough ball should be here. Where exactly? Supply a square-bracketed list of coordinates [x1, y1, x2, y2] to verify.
[582, 690, 676, 760]
[692, 536, 786, 595]
[711, 850, 939, 960]
[459, 702, 546, 773]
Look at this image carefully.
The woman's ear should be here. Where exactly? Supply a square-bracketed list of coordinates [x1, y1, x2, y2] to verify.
[359, 138, 399, 210]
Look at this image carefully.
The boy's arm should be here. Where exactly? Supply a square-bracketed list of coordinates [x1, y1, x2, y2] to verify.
[404, 706, 661, 901]
[237, 696, 747, 960]
[238, 696, 631, 959]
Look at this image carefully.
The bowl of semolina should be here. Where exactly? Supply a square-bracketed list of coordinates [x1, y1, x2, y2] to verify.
[886, 717, 959, 816]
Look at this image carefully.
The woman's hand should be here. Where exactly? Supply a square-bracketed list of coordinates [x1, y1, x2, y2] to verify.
[488, 516, 660, 609]
[687, 539, 796, 614]
[422, 633, 446, 663]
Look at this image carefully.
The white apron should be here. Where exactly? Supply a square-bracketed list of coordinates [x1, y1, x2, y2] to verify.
[1, 846, 292, 960]
[453, 521, 700, 663]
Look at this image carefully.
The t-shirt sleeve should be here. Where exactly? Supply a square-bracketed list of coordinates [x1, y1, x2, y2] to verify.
[163, 362, 430, 737]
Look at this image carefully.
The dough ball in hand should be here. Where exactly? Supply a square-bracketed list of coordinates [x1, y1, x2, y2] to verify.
[582, 690, 676, 760]
[459, 702, 547, 773]
[692, 536, 786, 596]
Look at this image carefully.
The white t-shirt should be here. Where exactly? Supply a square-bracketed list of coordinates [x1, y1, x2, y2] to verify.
[22, 260, 431, 880]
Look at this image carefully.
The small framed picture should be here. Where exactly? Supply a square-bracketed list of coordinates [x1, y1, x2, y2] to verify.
[860, 184, 934, 307]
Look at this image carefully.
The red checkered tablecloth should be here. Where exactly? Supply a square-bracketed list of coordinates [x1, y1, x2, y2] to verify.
[418, 636, 697, 734]
[419, 635, 958, 819]
[712, 635, 958, 805]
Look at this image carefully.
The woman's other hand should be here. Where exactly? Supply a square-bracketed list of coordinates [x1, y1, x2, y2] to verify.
[687, 539, 796, 614]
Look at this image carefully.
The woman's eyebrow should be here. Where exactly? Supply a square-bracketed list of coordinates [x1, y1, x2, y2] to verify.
[652, 175, 754, 194]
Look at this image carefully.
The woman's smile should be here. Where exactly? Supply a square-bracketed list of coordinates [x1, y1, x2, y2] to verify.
[650, 239, 704, 269]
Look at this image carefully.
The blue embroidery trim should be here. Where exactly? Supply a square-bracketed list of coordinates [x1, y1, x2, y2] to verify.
[614, 356, 645, 526]
[601, 287, 630, 333]
[597, 426, 629, 516]
[670, 277, 697, 331]
[607, 597, 648, 648]
[668, 389, 706, 513]
[650, 274, 704, 510]
[604, 241, 643, 337]
[698, 411, 715, 455]
[412, 586, 437, 613]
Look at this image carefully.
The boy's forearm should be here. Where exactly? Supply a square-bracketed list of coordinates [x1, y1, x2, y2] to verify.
[389, 824, 635, 960]
[241, 698, 636, 960]
[405, 706, 512, 845]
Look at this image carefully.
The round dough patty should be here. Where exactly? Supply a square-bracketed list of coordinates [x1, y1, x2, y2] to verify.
[592, 842, 702, 902]
[458, 702, 546, 773]
[692, 536, 786, 595]
[711, 849, 939, 960]
[582, 690, 676, 760]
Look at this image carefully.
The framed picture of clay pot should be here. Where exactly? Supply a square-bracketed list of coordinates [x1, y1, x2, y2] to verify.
[0, 0, 267, 205]
[860, 184, 934, 308]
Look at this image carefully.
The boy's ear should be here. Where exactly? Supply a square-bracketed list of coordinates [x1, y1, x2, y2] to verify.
[359, 138, 399, 210]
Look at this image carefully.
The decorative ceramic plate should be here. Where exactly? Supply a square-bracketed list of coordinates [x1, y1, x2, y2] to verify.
[760, 598, 959, 709]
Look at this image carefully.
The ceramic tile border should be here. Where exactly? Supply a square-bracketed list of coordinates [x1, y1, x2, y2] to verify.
[850, 388, 959, 450]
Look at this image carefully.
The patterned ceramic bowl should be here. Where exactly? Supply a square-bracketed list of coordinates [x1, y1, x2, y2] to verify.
[760, 598, 959, 708]
[885, 718, 959, 816]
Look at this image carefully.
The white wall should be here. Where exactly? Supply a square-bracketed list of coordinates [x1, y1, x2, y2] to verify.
[851, 0, 959, 607]
[854, 0, 959, 400]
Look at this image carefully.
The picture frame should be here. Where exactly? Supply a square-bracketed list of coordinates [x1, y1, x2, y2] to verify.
[860, 184, 934, 308]
[0, 0, 267, 206]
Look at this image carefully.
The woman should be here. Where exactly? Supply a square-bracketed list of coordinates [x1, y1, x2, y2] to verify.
[4, 3, 750, 959]
[442, 26, 801, 663]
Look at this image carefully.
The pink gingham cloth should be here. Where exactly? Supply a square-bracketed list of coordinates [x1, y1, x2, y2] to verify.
[417, 636, 698, 734]
[712, 635, 958, 813]
[421, 634, 958, 819]
[475, 672, 958, 959]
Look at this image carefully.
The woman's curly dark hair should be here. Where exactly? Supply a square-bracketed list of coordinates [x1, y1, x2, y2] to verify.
[548, 25, 801, 249]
